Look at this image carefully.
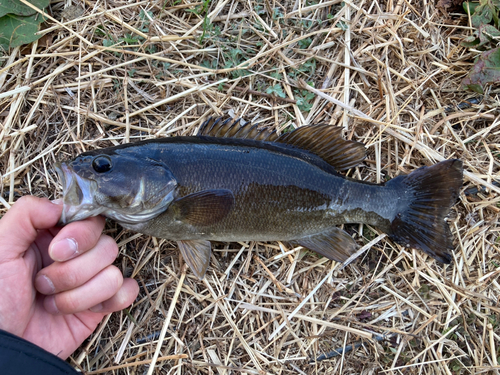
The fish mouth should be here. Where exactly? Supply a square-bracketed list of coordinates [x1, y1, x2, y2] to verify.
[55, 162, 103, 225]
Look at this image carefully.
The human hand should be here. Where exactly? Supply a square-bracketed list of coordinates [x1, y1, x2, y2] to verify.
[0, 196, 139, 359]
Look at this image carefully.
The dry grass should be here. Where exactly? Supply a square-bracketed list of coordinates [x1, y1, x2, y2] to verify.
[1, 0, 500, 373]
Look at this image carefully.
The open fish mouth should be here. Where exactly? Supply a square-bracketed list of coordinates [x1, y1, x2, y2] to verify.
[55, 162, 103, 225]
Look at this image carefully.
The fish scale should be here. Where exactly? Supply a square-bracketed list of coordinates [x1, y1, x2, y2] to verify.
[56, 118, 463, 278]
[117, 140, 390, 241]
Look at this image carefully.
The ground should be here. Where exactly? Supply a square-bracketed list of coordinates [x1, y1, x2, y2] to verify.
[0, 0, 499, 374]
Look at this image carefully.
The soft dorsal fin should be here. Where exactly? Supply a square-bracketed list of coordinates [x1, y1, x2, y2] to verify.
[197, 117, 366, 171]
[276, 125, 366, 171]
[198, 117, 277, 142]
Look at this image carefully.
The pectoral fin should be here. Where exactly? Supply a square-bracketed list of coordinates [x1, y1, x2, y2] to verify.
[292, 228, 358, 262]
[171, 189, 234, 226]
[177, 240, 212, 279]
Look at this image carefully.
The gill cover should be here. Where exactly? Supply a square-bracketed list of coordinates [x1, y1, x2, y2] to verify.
[57, 152, 177, 225]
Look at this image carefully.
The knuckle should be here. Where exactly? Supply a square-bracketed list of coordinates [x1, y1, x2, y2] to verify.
[78, 225, 98, 248]
[52, 265, 78, 290]
[58, 292, 81, 313]
[110, 291, 128, 311]
[60, 218, 104, 250]
[104, 280, 138, 312]
[17, 195, 40, 206]
[104, 266, 123, 290]
[114, 290, 127, 306]
[99, 235, 119, 259]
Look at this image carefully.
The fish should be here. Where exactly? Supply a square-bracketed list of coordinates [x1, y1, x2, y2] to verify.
[55, 117, 463, 278]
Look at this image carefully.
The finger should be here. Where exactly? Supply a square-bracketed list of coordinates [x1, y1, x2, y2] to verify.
[35, 235, 118, 294]
[89, 278, 139, 313]
[33, 228, 61, 268]
[44, 265, 123, 314]
[0, 196, 62, 260]
[48, 216, 105, 262]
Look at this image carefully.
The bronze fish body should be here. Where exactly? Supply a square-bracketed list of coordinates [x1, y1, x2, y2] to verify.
[56, 118, 463, 278]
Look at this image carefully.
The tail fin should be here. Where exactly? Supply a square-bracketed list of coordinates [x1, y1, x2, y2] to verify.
[387, 160, 463, 263]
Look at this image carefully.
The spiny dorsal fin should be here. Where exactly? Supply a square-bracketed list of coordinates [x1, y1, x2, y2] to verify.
[198, 117, 277, 142]
[276, 125, 366, 171]
[198, 117, 366, 170]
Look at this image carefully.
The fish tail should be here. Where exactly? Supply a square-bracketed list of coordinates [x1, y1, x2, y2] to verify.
[387, 160, 463, 263]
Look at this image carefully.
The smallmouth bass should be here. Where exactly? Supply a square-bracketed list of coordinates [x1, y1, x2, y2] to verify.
[56, 118, 463, 278]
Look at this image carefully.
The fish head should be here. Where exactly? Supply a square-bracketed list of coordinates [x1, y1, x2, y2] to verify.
[56, 151, 177, 225]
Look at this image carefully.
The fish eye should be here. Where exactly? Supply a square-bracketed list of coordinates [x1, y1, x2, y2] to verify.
[92, 156, 112, 173]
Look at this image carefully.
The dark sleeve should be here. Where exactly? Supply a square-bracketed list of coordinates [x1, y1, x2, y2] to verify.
[0, 329, 79, 375]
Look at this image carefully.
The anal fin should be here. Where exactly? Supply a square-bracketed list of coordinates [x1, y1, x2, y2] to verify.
[177, 240, 211, 279]
[292, 228, 358, 263]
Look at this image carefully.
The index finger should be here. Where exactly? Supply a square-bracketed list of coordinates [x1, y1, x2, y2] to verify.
[49, 215, 106, 262]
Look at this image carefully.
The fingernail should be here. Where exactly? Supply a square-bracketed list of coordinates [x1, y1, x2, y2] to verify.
[89, 303, 103, 313]
[51, 199, 63, 205]
[50, 238, 78, 262]
[44, 296, 60, 315]
[35, 274, 56, 295]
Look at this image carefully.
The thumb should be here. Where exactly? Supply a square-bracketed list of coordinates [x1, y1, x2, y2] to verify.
[0, 196, 63, 260]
